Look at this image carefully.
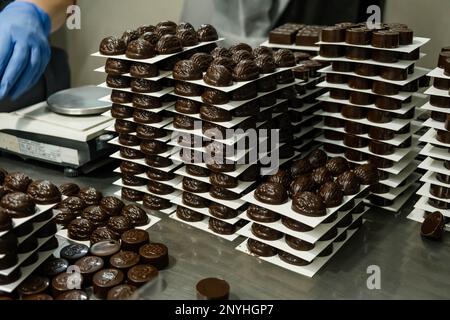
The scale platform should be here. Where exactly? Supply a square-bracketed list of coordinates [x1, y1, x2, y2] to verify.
[0, 86, 116, 176]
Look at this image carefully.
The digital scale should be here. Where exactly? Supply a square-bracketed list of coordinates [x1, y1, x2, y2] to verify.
[0, 86, 116, 176]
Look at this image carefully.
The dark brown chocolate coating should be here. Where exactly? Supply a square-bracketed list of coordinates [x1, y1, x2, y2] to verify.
[183, 192, 209, 208]
[345, 27, 371, 45]
[197, 24, 218, 42]
[292, 191, 326, 217]
[68, 218, 94, 241]
[372, 30, 399, 48]
[319, 182, 344, 208]
[143, 194, 171, 210]
[289, 175, 316, 198]
[81, 206, 109, 228]
[4, 172, 32, 193]
[307, 149, 328, 169]
[203, 64, 233, 87]
[285, 235, 315, 251]
[121, 205, 149, 227]
[273, 49, 295, 67]
[0, 192, 36, 218]
[176, 205, 204, 222]
[156, 34, 182, 54]
[232, 60, 260, 82]
[90, 227, 119, 245]
[209, 185, 240, 200]
[131, 78, 162, 93]
[254, 182, 288, 205]
[200, 105, 232, 122]
[182, 177, 210, 193]
[354, 164, 379, 185]
[126, 39, 156, 59]
[247, 239, 277, 257]
[336, 171, 360, 195]
[254, 54, 277, 74]
[100, 36, 126, 55]
[173, 60, 203, 80]
[147, 180, 174, 195]
[311, 167, 333, 186]
[251, 223, 282, 240]
[78, 187, 103, 206]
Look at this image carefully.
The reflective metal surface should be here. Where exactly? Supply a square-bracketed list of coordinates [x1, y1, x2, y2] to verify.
[47, 86, 111, 116]
[1, 155, 449, 299]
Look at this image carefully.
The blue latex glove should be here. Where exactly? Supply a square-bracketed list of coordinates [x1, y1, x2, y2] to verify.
[0, 1, 51, 100]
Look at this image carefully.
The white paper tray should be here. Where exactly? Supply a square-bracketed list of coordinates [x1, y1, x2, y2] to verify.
[419, 128, 450, 148]
[419, 143, 450, 161]
[371, 172, 420, 201]
[418, 157, 450, 176]
[317, 37, 429, 54]
[366, 184, 419, 211]
[113, 190, 176, 215]
[105, 126, 171, 142]
[315, 134, 416, 162]
[414, 195, 450, 218]
[422, 118, 445, 131]
[0, 247, 55, 293]
[109, 137, 179, 158]
[91, 38, 224, 64]
[170, 80, 301, 111]
[424, 86, 450, 98]
[173, 182, 246, 210]
[260, 40, 319, 52]
[56, 213, 161, 247]
[407, 209, 450, 232]
[97, 82, 173, 98]
[0, 203, 58, 237]
[427, 67, 450, 80]
[317, 81, 412, 101]
[241, 186, 368, 228]
[313, 53, 426, 69]
[113, 179, 180, 201]
[237, 200, 365, 244]
[420, 101, 450, 114]
[236, 225, 360, 278]
[421, 170, 450, 188]
[316, 92, 417, 115]
[174, 166, 256, 194]
[102, 110, 173, 129]
[314, 110, 411, 131]
[379, 160, 419, 188]
[99, 95, 174, 114]
[171, 197, 242, 225]
[416, 183, 450, 204]
[319, 65, 430, 86]
[170, 213, 241, 241]
[315, 121, 412, 146]
[95, 66, 171, 81]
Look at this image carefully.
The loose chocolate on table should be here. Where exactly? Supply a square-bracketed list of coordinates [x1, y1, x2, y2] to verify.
[58, 183, 80, 197]
[107, 284, 137, 300]
[421, 212, 445, 240]
[52, 272, 84, 297]
[127, 264, 159, 287]
[196, 278, 230, 300]
[78, 187, 103, 206]
[93, 268, 124, 299]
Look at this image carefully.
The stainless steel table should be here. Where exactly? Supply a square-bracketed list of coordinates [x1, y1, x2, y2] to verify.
[1, 155, 449, 300]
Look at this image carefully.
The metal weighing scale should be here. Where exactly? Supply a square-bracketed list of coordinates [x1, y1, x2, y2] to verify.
[0, 86, 116, 176]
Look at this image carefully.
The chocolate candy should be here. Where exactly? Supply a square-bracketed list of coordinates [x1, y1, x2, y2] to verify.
[182, 192, 208, 208]
[176, 206, 204, 222]
[197, 24, 218, 41]
[349, 92, 374, 105]
[121, 187, 144, 202]
[375, 96, 402, 110]
[368, 155, 394, 168]
[251, 223, 282, 240]
[349, 77, 372, 90]
[190, 53, 214, 72]
[372, 81, 400, 95]
[114, 119, 136, 134]
[332, 61, 354, 72]
[176, 28, 199, 46]
[345, 28, 371, 45]
[326, 73, 348, 84]
[341, 105, 367, 119]
[156, 34, 182, 54]
[421, 212, 445, 240]
[269, 29, 296, 45]
[285, 235, 315, 251]
[105, 58, 130, 75]
[209, 186, 240, 200]
[344, 134, 368, 148]
[321, 26, 346, 42]
[246, 204, 280, 223]
[121, 29, 140, 45]
[138, 243, 169, 270]
[93, 269, 124, 299]
[52, 272, 84, 297]
[254, 182, 288, 205]
[203, 64, 233, 87]
[369, 140, 394, 155]
[130, 62, 159, 78]
[143, 194, 171, 210]
[4, 172, 32, 193]
[372, 30, 399, 48]
[380, 67, 407, 81]
[345, 121, 368, 134]
[319, 182, 344, 208]
[345, 47, 370, 60]
[278, 251, 310, 266]
[209, 218, 236, 235]
[126, 39, 156, 59]
[430, 95, 450, 108]
[232, 60, 260, 82]
[174, 81, 203, 96]
[107, 284, 137, 300]
[182, 177, 210, 193]
[0, 212, 12, 232]
[325, 157, 350, 176]
[107, 75, 130, 88]
[292, 191, 326, 217]
[354, 164, 379, 185]
[319, 45, 344, 58]
[372, 50, 398, 63]
[196, 278, 230, 300]
[90, 227, 119, 245]
[368, 127, 395, 140]
[100, 36, 126, 55]
[336, 171, 360, 195]
[0, 192, 36, 218]
[254, 54, 276, 74]
[247, 239, 277, 257]
[173, 60, 203, 81]
[131, 78, 162, 93]
[355, 63, 378, 76]
[208, 203, 238, 220]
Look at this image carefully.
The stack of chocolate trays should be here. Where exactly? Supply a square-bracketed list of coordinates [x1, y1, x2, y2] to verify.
[311, 22, 431, 211]
[92, 22, 222, 213]
[236, 151, 377, 277]
[164, 42, 302, 240]
[263, 23, 330, 152]
[0, 171, 61, 294]
[408, 46, 450, 231]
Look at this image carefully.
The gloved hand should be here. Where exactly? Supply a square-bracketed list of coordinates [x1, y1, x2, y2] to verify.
[0, 1, 51, 100]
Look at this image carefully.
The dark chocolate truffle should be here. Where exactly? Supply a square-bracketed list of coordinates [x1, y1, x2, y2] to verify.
[203, 64, 233, 87]
[100, 36, 126, 55]
[336, 171, 360, 195]
[292, 191, 326, 217]
[156, 34, 182, 54]
[126, 39, 156, 59]
[173, 60, 203, 80]
[254, 182, 288, 205]
[232, 60, 259, 82]
[0, 192, 36, 218]
[197, 24, 219, 42]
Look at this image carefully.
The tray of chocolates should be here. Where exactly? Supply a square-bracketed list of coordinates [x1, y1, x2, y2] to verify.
[94, 66, 172, 81]
[98, 82, 174, 98]
[110, 152, 181, 173]
[103, 110, 173, 129]
[113, 179, 180, 202]
[407, 209, 450, 232]
[99, 95, 175, 114]
[93, 21, 224, 64]
[418, 157, 450, 176]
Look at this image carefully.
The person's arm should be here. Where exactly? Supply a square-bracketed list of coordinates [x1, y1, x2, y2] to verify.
[17, 0, 76, 32]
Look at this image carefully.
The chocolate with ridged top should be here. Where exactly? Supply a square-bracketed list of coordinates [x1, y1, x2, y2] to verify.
[211, 56, 236, 72]
[111, 104, 133, 119]
[203, 64, 233, 87]
[182, 177, 210, 193]
[100, 36, 126, 55]
[81, 206, 109, 228]
[131, 78, 162, 93]
[132, 94, 162, 110]
[121, 187, 144, 202]
[143, 194, 171, 210]
[292, 191, 326, 217]
[130, 62, 159, 78]
[126, 39, 155, 59]
[209, 173, 238, 188]
[232, 60, 259, 82]
[110, 251, 140, 271]
[290, 159, 312, 178]
[247, 239, 277, 257]
[311, 167, 333, 186]
[175, 98, 200, 114]
[336, 171, 360, 195]
[209, 218, 237, 235]
[107, 75, 130, 88]
[183, 192, 209, 208]
[200, 105, 232, 122]
[232, 50, 254, 64]
[246, 204, 280, 223]
[177, 205, 204, 222]
[140, 32, 159, 47]
[208, 203, 237, 220]
[140, 140, 167, 156]
[279, 250, 311, 266]
[121, 205, 149, 227]
[354, 164, 379, 185]
[4, 172, 32, 193]
[173, 60, 203, 80]
[285, 235, 315, 251]
[281, 216, 313, 232]
[326, 157, 349, 176]
[289, 175, 316, 198]
[197, 24, 218, 42]
[111, 90, 132, 104]
[319, 182, 344, 208]
[78, 187, 102, 206]
[190, 53, 213, 72]
[253, 46, 273, 57]
[210, 185, 240, 200]
[307, 149, 328, 169]
[0, 192, 35, 219]
[251, 223, 282, 240]
[211, 47, 232, 59]
[254, 182, 288, 205]
[229, 43, 252, 54]
[68, 218, 94, 241]
[121, 29, 140, 46]
[201, 88, 230, 105]
[147, 180, 174, 195]
[156, 34, 182, 54]
[90, 227, 119, 245]
[105, 58, 130, 75]
[174, 81, 204, 96]
[186, 165, 210, 177]
[107, 285, 137, 300]
[176, 28, 199, 46]
[58, 183, 80, 197]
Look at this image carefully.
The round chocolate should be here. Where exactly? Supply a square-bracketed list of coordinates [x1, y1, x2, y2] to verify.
[156, 34, 182, 54]
[211, 47, 232, 59]
[203, 64, 233, 87]
[121, 29, 140, 45]
[307, 149, 328, 169]
[107, 216, 133, 235]
[140, 140, 167, 155]
[345, 27, 371, 45]
[68, 218, 94, 241]
[105, 58, 130, 75]
[197, 24, 218, 42]
[232, 60, 259, 82]
[247, 238, 277, 257]
[176, 206, 204, 222]
[255, 54, 277, 74]
[176, 28, 199, 46]
[90, 227, 119, 245]
[254, 182, 288, 205]
[100, 36, 126, 55]
[139, 243, 169, 270]
[354, 164, 379, 185]
[186, 165, 210, 177]
[372, 30, 399, 48]
[4, 172, 32, 193]
[251, 223, 282, 240]
[281, 216, 313, 232]
[111, 90, 133, 104]
[131, 78, 162, 93]
[209, 218, 237, 235]
[278, 251, 311, 266]
[200, 105, 232, 122]
[93, 268, 124, 299]
[121, 205, 149, 227]
[126, 39, 156, 59]
[115, 120, 136, 134]
[60, 243, 89, 263]
[292, 191, 326, 217]
[311, 167, 333, 186]
[173, 60, 203, 80]
[273, 49, 295, 67]
[52, 272, 84, 297]
[143, 194, 171, 211]
[0, 192, 36, 218]
[121, 187, 144, 202]
[209, 185, 240, 200]
[106, 75, 131, 88]
[319, 182, 344, 208]
[182, 192, 209, 208]
[196, 277, 230, 300]
[285, 235, 315, 251]
[107, 284, 137, 300]
[208, 203, 238, 220]
[190, 53, 214, 72]
[78, 187, 102, 206]
[130, 62, 159, 78]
